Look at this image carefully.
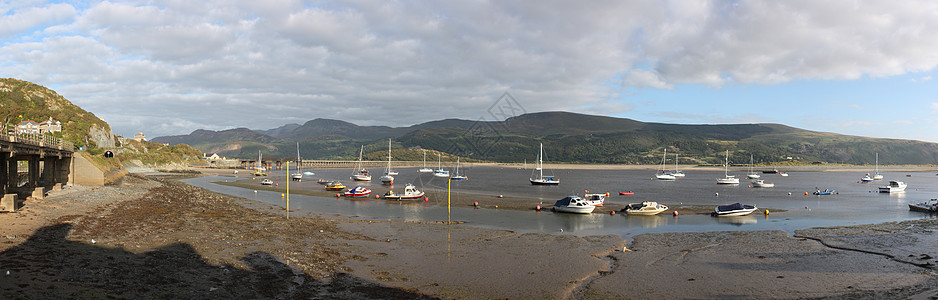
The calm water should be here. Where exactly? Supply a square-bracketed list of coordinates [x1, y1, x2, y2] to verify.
[183, 166, 938, 238]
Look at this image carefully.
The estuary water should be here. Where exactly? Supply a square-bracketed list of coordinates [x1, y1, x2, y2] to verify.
[183, 166, 938, 238]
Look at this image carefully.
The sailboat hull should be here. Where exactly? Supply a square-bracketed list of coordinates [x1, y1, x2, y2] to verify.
[530, 179, 560, 185]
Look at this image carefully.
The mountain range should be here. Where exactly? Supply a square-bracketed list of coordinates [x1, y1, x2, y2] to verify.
[152, 111, 938, 165]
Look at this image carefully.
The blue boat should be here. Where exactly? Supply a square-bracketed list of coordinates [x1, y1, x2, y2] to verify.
[813, 189, 836, 195]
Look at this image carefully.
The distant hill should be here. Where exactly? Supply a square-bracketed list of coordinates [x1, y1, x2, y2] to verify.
[152, 111, 938, 165]
[0, 78, 114, 149]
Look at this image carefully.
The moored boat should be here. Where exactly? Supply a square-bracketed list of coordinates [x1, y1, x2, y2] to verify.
[813, 189, 836, 195]
[451, 157, 468, 180]
[623, 201, 669, 215]
[418, 150, 433, 173]
[343, 186, 372, 198]
[860, 173, 874, 183]
[324, 182, 345, 191]
[712, 203, 757, 217]
[751, 179, 774, 188]
[746, 154, 760, 179]
[878, 180, 907, 193]
[260, 179, 273, 185]
[383, 184, 425, 200]
[909, 199, 938, 213]
[552, 196, 595, 214]
[433, 153, 449, 178]
[583, 193, 607, 206]
[379, 139, 395, 185]
[716, 150, 739, 184]
[351, 145, 371, 181]
[618, 191, 635, 195]
[530, 143, 560, 185]
[655, 149, 676, 180]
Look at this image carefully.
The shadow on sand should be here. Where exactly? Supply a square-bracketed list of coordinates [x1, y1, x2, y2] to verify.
[0, 223, 437, 299]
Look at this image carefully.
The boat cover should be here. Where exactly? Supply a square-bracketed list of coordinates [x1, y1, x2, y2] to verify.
[717, 203, 747, 212]
[554, 196, 579, 206]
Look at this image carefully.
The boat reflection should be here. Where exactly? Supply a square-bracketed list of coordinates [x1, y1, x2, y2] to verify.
[555, 212, 605, 232]
[715, 215, 757, 226]
[624, 215, 669, 228]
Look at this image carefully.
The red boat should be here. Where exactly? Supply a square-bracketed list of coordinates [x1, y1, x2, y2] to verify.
[343, 186, 372, 198]
[618, 191, 635, 196]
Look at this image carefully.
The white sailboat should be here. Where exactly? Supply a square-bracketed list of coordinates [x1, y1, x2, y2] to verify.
[379, 139, 395, 185]
[291, 142, 303, 181]
[451, 157, 468, 180]
[672, 153, 685, 177]
[655, 148, 676, 180]
[746, 154, 760, 179]
[530, 143, 560, 185]
[351, 145, 371, 181]
[716, 150, 739, 184]
[418, 149, 433, 173]
[433, 153, 450, 178]
[873, 153, 883, 180]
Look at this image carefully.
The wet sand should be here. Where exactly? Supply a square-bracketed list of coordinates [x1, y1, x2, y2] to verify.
[1, 172, 936, 299]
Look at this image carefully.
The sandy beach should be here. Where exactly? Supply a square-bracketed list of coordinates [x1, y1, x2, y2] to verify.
[1, 171, 937, 299]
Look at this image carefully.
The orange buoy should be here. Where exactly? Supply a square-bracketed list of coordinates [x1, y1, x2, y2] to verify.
[474, 202, 479, 207]
[673, 211, 679, 216]
[375, 195, 379, 199]
[494, 205, 498, 208]
[804, 191, 808, 195]
[281, 193, 284, 198]
[424, 196, 429, 201]
[536, 205, 541, 211]
[275, 183, 278, 187]
[610, 210, 615, 215]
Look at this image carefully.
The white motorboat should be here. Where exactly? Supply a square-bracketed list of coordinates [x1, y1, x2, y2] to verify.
[778, 172, 789, 177]
[583, 193, 606, 206]
[303, 171, 315, 176]
[746, 154, 760, 179]
[655, 148, 676, 180]
[260, 178, 273, 185]
[878, 180, 907, 193]
[712, 203, 757, 217]
[379, 139, 395, 185]
[860, 173, 874, 183]
[623, 201, 669, 215]
[351, 145, 371, 181]
[433, 153, 450, 178]
[552, 196, 595, 214]
[909, 199, 938, 213]
[383, 183, 426, 200]
[530, 143, 560, 185]
[751, 179, 774, 188]
[716, 150, 739, 184]
[418, 150, 433, 173]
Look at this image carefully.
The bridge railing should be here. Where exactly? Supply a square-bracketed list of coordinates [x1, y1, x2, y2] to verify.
[0, 122, 74, 151]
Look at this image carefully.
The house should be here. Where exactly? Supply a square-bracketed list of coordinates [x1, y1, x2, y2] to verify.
[133, 131, 147, 142]
[16, 120, 39, 134]
[205, 153, 223, 160]
[38, 117, 62, 133]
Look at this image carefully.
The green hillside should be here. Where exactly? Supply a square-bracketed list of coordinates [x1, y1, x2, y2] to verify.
[0, 78, 111, 149]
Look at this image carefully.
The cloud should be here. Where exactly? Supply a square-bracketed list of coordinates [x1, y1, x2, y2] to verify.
[2, 1, 938, 138]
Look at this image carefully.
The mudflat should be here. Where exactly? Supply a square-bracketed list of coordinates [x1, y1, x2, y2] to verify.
[0, 173, 936, 299]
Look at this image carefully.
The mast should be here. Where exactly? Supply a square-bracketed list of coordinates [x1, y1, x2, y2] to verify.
[423, 149, 427, 168]
[724, 150, 730, 177]
[538, 143, 544, 179]
[386, 139, 392, 174]
[674, 153, 679, 172]
[354, 145, 364, 175]
[296, 142, 301, 171]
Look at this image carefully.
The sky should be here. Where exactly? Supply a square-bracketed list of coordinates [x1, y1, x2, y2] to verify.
[2, 0, 938, 142]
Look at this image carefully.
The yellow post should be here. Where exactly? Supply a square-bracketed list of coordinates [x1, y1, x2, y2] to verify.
[285, 162, 290, 219]
[447, 177, 451, 224]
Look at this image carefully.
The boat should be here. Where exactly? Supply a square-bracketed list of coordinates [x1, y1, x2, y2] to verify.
[623, 201, 669, 215]
[909, 199, 938, 213]
[778, 172, 789, 177]
[583, 193, 607, 206]
[303, 171, 315, 176]
[762, 169, 779, 174]
[813, 189, 836, 195]
[655, 149, 676, 180]
[351, 145, 371, 181]
[252, 150, 268, 176]
[618, 191, 635, 196]
[716, 150, 739, 184]
[860, 173, 874, 183]
[873, 153, 883, 180]
[451, 157, 468, 180]
[260, 178, 273, 185]
[382, 183, 425, 200]
[418, 150, 433, 173]
[433, 153, 450, 178]
[324, 182, 345, 191]
[379, 139, 395, 185]
[712, 203, 758, 217]
[291, 142, 303, 181]
[746, 154, 760, 179]
[551, 196, 595, 214]
[878, 180, 907, 193]
[672, 153, 685, 177]
[343, 186, 372, 198]
[751, 179, 774, 188]
[317, 178, 335, 185]
[530, 143, 560, 185]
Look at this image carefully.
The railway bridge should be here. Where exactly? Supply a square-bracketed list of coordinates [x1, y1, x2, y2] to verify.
[0, 123, 73, 212]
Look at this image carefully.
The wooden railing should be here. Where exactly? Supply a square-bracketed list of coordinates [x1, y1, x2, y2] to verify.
[0, 123, 74, 151]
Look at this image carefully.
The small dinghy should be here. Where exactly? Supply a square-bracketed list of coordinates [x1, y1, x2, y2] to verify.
[618, 191, 635, 195]
[712, 203, 757, 217]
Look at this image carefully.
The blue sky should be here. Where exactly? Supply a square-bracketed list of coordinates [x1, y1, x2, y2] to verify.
[2, 1, 938, 142]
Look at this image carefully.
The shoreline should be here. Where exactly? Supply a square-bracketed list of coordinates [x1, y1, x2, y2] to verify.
[1, 171, 936, 298]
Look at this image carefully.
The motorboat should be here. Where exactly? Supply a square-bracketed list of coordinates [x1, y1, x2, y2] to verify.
[618, 191, 635, 195]
[751, 179, 774, 188]
[324, 182, 345, 191]
[860, 173, 874, 183]
[909, 199, 938, 213]
[583, 193, 607, 206]
[530, 143, 560, 185]
[317, 178, 335, 185]
[383, 184, 425, 200]
[552, 196, 595, 214]
[623, 201, 669, 215]
[778, 172, 789, 177]
[260, 179, 273, 185]
[343, 186, 372, 198]
[655, 149, 676, 180]
[813, 189, 836, 195]
[762, 169, 779, 174]
[379, 139, 395, 185]
[712, 203, 757, 217]
[351, 145, 371, 181]
[303, 171, 315, 176]
[716, 150, 739, 184]
[878, 181, 907, 193]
